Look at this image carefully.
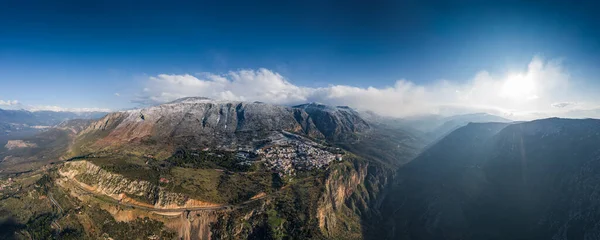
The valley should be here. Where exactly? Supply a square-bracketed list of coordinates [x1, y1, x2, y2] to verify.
[4, 97, 600, 239]
[379, 118, 600, 240]
[5, 1, 600, 239]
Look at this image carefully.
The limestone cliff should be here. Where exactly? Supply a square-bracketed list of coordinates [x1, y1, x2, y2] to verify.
[60, 161, 220, 208]
[317, 160, 391, 239]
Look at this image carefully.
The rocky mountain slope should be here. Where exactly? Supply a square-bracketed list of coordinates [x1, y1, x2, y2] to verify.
[294, 103, 370, 141]
[71, 97, 420, 164]
[379, 118, 600, 240]
[5, 98, 598, 239]
[0, 97, 424, 240]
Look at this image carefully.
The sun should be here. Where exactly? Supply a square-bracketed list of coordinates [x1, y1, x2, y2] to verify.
[499, 73, 537, 100]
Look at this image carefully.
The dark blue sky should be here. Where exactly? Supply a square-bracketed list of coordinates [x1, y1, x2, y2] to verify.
[1, 0, 599, 110]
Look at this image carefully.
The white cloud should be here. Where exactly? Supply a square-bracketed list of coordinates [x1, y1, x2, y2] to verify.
[135, 69, 308, 105]
[551, 102, 577, 108]
[1, 98, 110, 113]
[0, 100, 19, 106]
[25, 105, 111, 113]
[114, 93, 120, 97]
[136, 57, 595, 120]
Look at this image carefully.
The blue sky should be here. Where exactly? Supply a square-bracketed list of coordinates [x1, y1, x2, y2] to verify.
[1, 0, 600, 118]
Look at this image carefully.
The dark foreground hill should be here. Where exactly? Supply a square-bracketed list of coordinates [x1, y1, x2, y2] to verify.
[379, 118, 600, 240]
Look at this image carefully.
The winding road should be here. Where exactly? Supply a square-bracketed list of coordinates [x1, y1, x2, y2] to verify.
[65, 177, 268, 213]
[48, 193, 64, 213]
[47, 193, 63, 232]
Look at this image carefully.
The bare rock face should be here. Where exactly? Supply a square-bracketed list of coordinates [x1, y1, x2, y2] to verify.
[294, 103, 370, 141]
[318, 162, 367, 236]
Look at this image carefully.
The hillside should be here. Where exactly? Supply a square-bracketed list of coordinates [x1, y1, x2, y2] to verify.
[379, 118, 600, 240]
[70, 97, 421, 165]
[0, 97, 424, 240]
[428, 113, 512, 140]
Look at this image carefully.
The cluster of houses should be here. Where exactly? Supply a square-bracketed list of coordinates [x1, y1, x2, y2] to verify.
[192, 131, 345, 176]
[258, 142, 343, 176]
[0, 177, 13, 191]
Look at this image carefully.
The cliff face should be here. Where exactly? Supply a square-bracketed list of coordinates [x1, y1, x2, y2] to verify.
[60, 161, 220, 208]
[294, 103, 370, 142]
[317, 160, 391, 239]
[318, 162, 366, 238]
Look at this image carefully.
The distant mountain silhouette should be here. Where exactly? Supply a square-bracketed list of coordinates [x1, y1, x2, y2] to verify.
[379, 118, 600, 240]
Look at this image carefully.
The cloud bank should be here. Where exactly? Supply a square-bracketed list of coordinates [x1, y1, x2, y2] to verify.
[0, 100, 19, 106]
[136, 57, 597, 120]
[0, 100, 110, 112]
[24, 105, 112, 113]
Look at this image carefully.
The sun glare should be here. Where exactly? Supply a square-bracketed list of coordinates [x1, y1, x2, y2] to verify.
[500, 73, 537, 100]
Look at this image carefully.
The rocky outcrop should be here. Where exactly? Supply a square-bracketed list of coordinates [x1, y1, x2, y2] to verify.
[318, 162, 365, 237]
[4, 140, 37, 150]
[294, 103, 370, 141]
[60, 161, 220, 208]
[317, 160, 391, 239]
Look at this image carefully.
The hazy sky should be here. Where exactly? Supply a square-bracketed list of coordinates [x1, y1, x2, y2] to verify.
[1, 0, 600, 119]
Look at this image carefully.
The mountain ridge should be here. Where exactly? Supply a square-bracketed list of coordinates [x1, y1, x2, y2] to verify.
[379, 117, 600, 240]
[71, 98, 375, 159]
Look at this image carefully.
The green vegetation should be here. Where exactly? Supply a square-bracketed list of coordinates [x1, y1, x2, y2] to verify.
[0, 172, 86, 239]
[210, 170, 328, 240]
[162, 167, 221, 202]
[89, 156, 160, 183]
[211, 168, 331, 240]
[267, 209, 287, 239]
[167, 148, 255, 172]
[0, 170, 177, 239]
[80, 149, 276, 204]
[86, 206, 176, 240]
[162, 167, 273, 204]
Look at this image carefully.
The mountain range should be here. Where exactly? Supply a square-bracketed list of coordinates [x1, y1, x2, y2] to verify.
[2, 97, 599, 240]
[380, 118, 600, 240]
[0, 109, 107, 146]
[0, 97, 424, 239]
